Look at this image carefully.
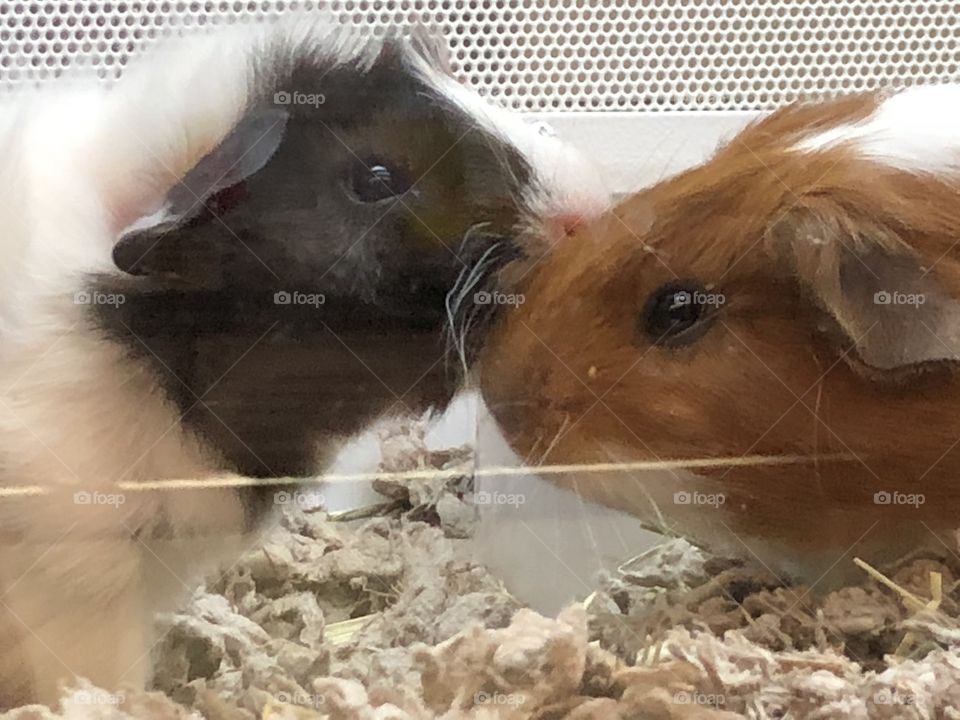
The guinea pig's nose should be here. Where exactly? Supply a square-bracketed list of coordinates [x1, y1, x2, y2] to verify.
[546, 212, 586, 239]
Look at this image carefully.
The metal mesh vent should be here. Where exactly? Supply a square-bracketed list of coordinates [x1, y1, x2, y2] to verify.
[0, 1, 958, 111]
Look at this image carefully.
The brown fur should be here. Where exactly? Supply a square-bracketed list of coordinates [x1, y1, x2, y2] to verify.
[479, 91, 960, 580]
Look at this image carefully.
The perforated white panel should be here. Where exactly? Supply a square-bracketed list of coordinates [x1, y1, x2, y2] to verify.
[0, 1, 957, 111]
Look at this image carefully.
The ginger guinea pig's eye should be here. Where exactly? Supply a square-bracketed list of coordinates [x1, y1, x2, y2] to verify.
[348, 156, 414, 203]
[642, 281, 714, 346]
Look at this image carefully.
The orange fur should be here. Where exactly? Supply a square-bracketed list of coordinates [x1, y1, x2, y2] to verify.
[480, 91, 960, 580]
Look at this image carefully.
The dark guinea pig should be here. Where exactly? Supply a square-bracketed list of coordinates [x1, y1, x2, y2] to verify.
[100, 23, 603, 487]
[0, 19, 606, 705]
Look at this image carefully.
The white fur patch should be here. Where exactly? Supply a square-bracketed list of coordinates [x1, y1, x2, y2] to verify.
[416, 65, 609, 223]
[0, 19, 367, 702]
[796, 83, 960, 172]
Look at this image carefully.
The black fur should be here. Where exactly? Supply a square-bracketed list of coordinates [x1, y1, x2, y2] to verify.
[88, 34, 529, 513]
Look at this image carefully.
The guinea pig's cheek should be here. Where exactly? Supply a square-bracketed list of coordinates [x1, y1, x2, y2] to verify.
[478, 346, 542, 443]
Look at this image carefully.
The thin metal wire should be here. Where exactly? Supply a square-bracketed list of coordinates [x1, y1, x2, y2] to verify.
[0, 453, 852, 498]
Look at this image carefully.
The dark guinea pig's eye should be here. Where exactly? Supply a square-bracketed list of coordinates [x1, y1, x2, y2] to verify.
[348, 157, 414, 203]
[642, 281, 715, 346]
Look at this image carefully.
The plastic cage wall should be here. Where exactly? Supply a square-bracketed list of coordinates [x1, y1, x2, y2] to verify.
[1, 1, 957, 189]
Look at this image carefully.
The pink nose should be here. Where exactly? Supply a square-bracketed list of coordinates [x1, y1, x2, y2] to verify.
[548, 213, 585, 238]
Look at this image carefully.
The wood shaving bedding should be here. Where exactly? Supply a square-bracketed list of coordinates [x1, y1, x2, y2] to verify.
[4, 425, 960, 720]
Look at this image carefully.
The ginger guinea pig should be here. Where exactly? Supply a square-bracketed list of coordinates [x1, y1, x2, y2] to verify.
[477, 84, 960, 586]
[0, 20, 605, 706]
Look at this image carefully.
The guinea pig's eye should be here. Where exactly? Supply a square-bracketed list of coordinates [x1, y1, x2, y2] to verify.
[642, 281, 715, 346]
[348, 157, 414, 203]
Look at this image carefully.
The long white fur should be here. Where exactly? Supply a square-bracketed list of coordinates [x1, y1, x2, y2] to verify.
[0, 17, 604, 705]
[424, 70, 608, 221]
[0, 28, 271, 697]
[796, 82, 960, 172]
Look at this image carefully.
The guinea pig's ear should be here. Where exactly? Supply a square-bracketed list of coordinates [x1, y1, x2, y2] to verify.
[768, 201, 960, 374]
[166, 106, 288, 220]
[112, 106, 288, 279]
